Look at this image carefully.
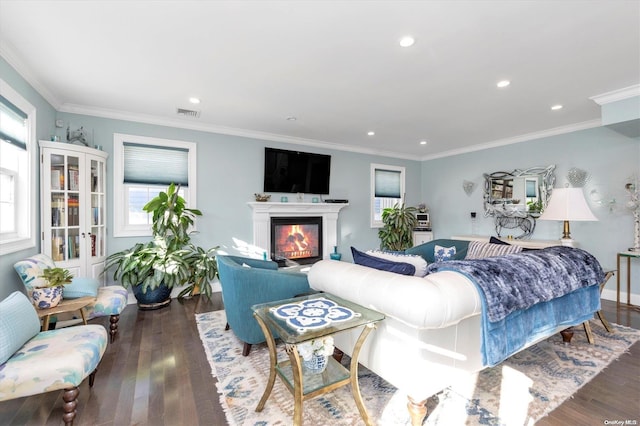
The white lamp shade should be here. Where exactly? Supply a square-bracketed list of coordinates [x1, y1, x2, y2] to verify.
[539, 187, 598, 221]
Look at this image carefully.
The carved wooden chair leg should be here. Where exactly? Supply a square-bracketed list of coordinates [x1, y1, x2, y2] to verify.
[62, 387, 79, 426]
[560, 328, 574, 344]
[332, 347, 344, 363]
[89, 368, 97, 387]
[242, 342, 252, 356]
[407, 396, 428, 426]
[109, 314, 119, 343]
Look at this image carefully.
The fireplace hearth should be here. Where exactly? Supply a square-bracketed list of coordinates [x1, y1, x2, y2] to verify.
[271, 217, 322, 265]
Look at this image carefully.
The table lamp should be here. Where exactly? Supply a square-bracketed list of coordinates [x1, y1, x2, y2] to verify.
[539, 187, 598, 247]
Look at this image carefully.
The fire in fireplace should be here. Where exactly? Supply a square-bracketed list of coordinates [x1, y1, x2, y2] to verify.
[271, 217, 323, 265]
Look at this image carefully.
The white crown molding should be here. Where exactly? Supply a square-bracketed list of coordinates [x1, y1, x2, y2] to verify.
[0, 44, 61, 109]
[58, 102, 418, 160]
[590, 84, 640, 105]
[420, 119, 602, 161]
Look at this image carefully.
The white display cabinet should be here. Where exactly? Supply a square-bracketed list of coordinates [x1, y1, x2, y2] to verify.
[39, 141, 108, 282]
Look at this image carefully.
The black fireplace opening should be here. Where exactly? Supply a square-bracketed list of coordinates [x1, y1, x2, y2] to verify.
[270, 216, 323, 266]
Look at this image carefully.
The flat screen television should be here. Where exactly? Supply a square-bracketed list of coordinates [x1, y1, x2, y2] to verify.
[263, 147, 331, 194]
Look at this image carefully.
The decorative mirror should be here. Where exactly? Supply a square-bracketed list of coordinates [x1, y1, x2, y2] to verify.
[483, 165, 556, 239]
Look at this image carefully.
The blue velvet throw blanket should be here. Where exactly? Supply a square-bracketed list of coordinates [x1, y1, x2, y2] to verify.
[426, 246, 604, 366]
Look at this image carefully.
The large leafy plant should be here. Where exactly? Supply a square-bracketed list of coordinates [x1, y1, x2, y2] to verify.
[105, 183, 218, 298]
[378, 203, 418, 251]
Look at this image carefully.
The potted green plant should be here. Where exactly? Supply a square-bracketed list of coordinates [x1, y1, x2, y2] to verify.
[104, 183, 218, 309]
[32, 267, 73, 309]
[378, 203, 418, 251]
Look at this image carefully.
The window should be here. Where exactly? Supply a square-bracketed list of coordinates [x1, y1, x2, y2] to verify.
[113, 133, 197, 237]
[0, 80, 36, 254]
[370, 163, 405, 228]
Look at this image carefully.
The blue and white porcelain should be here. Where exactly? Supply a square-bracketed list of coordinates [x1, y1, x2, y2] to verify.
[31, 286, 64, 309]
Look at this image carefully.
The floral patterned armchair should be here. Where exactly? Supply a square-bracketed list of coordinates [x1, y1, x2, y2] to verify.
[0, 291, 108, 425]
[13, 253, 128, 342]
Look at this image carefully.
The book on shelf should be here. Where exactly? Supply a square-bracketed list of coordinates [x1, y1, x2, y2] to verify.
[91, 233, 97, 257]
[51, 236, 65, 262]
[51, 169, 62, 190]
[51, 198, 65, 227]
[67, 196, 79, 227]
[68, 168, 79, 191]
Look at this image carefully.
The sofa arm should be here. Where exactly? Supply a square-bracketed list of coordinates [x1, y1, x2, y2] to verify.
[308, 260, 481, 329]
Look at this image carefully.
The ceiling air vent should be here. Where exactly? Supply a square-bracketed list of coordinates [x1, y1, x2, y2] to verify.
[176, 107, 201, 118]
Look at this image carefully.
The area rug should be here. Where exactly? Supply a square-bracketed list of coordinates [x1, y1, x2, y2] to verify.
[196, 311, 639, 425]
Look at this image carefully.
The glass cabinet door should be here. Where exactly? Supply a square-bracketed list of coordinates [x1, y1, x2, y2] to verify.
[89, 157, 106, 259]
[48, 152, 81, 263]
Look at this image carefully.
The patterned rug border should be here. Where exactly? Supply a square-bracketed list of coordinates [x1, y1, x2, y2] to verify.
[196, 311, 640, 425]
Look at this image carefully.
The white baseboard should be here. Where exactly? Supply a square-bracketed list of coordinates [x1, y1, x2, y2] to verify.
[601, 288, 640, 306]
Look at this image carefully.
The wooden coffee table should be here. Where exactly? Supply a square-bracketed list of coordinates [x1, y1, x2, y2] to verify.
[36, 296, 94, 330]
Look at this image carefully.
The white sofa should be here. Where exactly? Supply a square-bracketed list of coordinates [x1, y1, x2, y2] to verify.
[307, 258, 580, 425]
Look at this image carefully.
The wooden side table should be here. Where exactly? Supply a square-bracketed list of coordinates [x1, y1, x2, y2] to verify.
[617, 251, 640, 305]
[36, 296, 95, 331]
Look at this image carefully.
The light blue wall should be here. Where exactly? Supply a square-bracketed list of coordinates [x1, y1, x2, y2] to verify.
[1, 54, 639, 303]
[0, 57, 56, 299]
[53, 113, 422, 266]
[422, 127, 640, 301]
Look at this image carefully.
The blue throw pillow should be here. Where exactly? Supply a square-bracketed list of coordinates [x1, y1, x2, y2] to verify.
[0, 291, 41, 364]
[351, 247, 416, 275]
[434, 245, 456, 262]
[64, 277, 100, 299]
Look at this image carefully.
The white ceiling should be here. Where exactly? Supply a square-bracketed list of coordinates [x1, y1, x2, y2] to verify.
[1, 0, 639, 160]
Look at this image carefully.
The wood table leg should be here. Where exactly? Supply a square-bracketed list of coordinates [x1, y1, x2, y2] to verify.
[79, 308, 88, 325]
[583, 321, 595, 344]
[617, 253, 621, 305]
[627, 256, 631, 305]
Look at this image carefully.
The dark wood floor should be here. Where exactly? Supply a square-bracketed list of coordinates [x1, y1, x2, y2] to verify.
[0, 297, 638, 425]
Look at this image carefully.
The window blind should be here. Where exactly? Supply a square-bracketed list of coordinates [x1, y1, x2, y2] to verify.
[374, 168, 401, 198]
[123, 142, 189, 186]
[0, 95, 28, 150]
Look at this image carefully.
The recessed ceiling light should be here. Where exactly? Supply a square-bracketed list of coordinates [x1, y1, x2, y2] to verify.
[189, 97, 200, 104]
[551, 104, 563, 110]
[496, 80, 510, 88]
[419, 140, 427, 145]
[367, 131, 375, 136]
[286, 116, 297, 121]
[399, 36, 415, 47]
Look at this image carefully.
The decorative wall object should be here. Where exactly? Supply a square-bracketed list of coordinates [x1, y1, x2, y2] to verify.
[66, 125, 89, 146]
[567, 168, 589, 188]
[463, 180, 475, 196]
[625, 175, 640, 252]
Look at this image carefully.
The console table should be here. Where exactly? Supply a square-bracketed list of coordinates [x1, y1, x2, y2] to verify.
[451, 235, 560, 249]
[617, 251, 640, 305]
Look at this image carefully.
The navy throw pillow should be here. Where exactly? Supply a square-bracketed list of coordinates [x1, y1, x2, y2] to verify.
[489, 236, 510, 245]
[351, 247, 416, 276]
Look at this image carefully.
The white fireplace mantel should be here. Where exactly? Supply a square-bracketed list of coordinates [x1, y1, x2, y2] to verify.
[248, 202, 348, 260]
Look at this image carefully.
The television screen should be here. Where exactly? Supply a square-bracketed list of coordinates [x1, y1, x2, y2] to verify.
[263, 148, 331, 194]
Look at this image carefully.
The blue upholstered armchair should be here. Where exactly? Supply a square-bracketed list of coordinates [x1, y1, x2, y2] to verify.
[216, 255, 311, 356]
